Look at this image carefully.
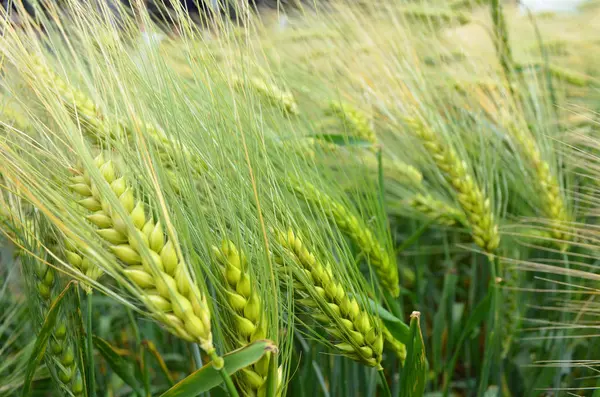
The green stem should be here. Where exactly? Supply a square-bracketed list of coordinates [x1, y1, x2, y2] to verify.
[378, 370, 392, 397]
[477, 255, 500, 397]
[86, 291, 96, 397]
[208, 349, 240, 397]
[192, 344, 203, 369]
[395, 217, 436, 255]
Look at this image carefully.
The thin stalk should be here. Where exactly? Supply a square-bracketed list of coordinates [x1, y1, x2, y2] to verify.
[395, 218, 437, 255]
[477, 255, 500, 397]
[378, 370, 392, 397]
[86, 291, 96, 397]
[491, 0, 514, 86]
[192, 344, 203, 369]
[208, 349, 240, 397]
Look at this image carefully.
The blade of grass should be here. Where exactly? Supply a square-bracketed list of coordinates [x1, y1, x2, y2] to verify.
[160, 340, 277, 397]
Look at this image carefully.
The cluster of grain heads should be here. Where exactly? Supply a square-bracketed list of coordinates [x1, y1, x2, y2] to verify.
[276, 228, 384, 368]
[402, 117, 500, 252]
[406, 193, 466, 227]
[326, 101, 377, 145]
[292, 181, 400, 297]
[212, 240, 272, 396]
[233, 75, 299, 115]
[68, 153, 215, 354]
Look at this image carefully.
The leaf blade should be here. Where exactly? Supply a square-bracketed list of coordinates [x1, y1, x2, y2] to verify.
[160, 340, 277, 397]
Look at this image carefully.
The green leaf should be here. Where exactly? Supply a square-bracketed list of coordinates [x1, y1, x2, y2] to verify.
[93, 335, 144, 395]
[160, 340, 277, 397]
[367, 299, 410, 344]
[400, 312, 427, 397]
[310, 133, 373, 147]
[442, 291, 491, 395]
[21, 280, 77, 397]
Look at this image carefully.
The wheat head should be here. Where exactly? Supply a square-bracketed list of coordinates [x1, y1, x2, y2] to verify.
[276, 228, 384, 368]
[292, 181, 400, 297]
[68, 153, 214, 353]
[212, 240, 272, 396]
[403, 117, 500, 252]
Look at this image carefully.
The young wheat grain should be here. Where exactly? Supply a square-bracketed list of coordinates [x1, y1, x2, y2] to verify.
[212, 240, 272, 396]
[292, 181, 400, 297]
[68, 153, 214, 353]
[233, 75, 299, 115]
[402, 117, 500, 252]
[406, 193, 467, 226]
[327, 101, 377, 145]
[276, 228, 384, 368]
[500, 112, 570, 242]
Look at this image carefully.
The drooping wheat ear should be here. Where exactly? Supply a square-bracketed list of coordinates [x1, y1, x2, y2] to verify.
[276, 228, 384, 368]
[233, 75, 299, 115]
[68, 154, 214, 353]
[403, 117, 500, 252]
[64, 237, 104, 286]
[503, 117, 570, 242]
[292, 181, 400, 297]
[29, 58, 205, 175]
[212, 240, 272, 396]
[32, 260, 84, 395]
[406, 193, 467, 227]
[7, 216, 86, 396]
[382, 326, 407, 362]
[327, 102, 377, 145]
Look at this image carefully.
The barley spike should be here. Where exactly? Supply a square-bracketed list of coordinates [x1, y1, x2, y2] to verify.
[212, 240, 272, 396]
[403, 117, 500, 252]
[292, 181, 400, 297]
[276, 228, 384, 368]
[68, 153, 214, 353]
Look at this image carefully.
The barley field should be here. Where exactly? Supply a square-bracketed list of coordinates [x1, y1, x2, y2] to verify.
[1, 0, 599, 396]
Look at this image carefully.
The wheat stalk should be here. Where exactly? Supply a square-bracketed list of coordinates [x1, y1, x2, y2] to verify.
[403, 117, 500, 252]
[276, 228, 384, 368]
[68, 153, 214, 353]
[292, 181, 400, 297]
[212, 240, 272, 396]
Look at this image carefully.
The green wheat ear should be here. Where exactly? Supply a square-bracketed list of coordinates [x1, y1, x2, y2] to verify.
[68, 153, 214, 353]
[292, 180, 400, 297]
[276, 228, 384, 368]
[212, 240, 274, 395]
[5, 216, 85, 395]
[407, 193, 467, 226]
[326, 101, 377, 145]
[402, 117, 500, 253]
